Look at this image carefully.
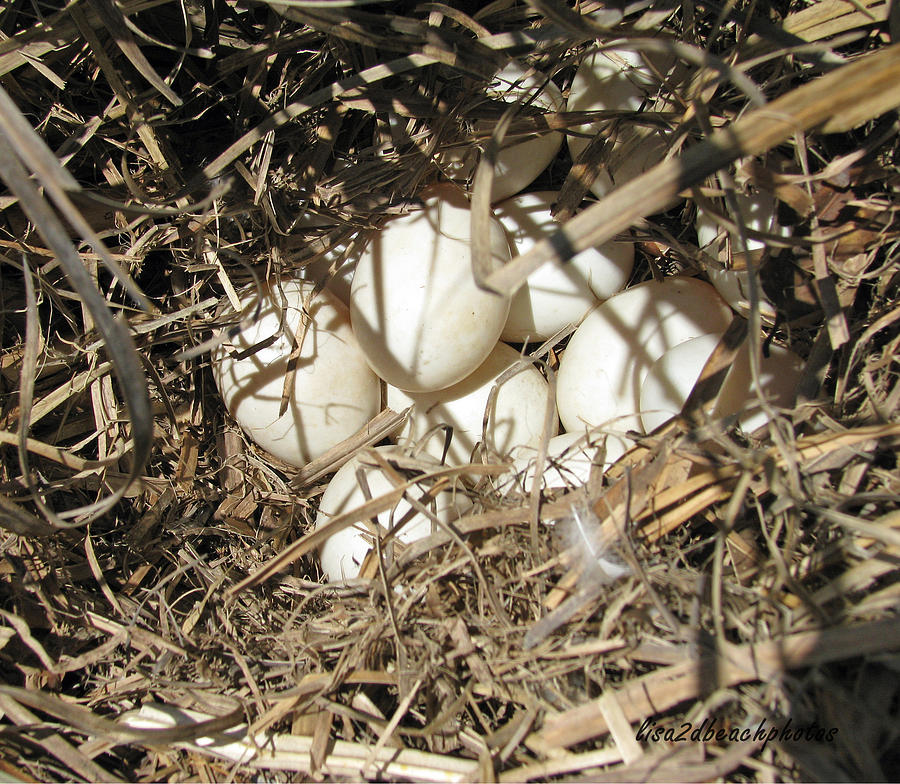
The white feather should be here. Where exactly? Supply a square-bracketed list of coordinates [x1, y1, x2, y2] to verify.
[560, 500, 631, 585]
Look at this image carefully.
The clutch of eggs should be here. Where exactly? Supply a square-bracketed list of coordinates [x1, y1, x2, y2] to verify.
[209, 179, 800, 582]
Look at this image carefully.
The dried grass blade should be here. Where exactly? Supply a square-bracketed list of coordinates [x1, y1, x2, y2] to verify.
[0, 35, 65, 88]
[0, 122, 152, 525]
[0, 86, 150, 311]
[498, 747, 623, 782]
[15, 258, 47, 518]
[780, 0, 887, 39]
[201, 26, 558, 182]
[0, 694, 120, 783]
[87, 612, 188, 656]
[525, 0, 622, 34]
[13, 359, 114, 428]
[800, 504, 900, 548]
[84, 528, 125, 616]
[0, 493, 55, 536]
[86, 0, 182, 106]
[202, 53, 439, 181]
[631, 423, 900, 539]
[524, 580, 605, 650]
[471, 104, 514, 292]
[291, 407, 410, 488]
[0, 685, 243, 746]
[0, 610, 57, 672]
[0, 88, 78, 191]
[121, 702, 480, 781]
[484, 42, 900, 297]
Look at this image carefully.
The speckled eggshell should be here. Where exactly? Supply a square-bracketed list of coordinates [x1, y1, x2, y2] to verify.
[388, 342, 557, 465]
[493, 191, 634, 342]
[212, 279, 381, 466]
[556, 277, 732, 434]
[350, 186, 511, 392]
[438, 64, 565, 203]
[315, 447, 466, 582]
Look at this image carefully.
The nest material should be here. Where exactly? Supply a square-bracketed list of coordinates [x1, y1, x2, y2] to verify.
[1, 0, 899, 781]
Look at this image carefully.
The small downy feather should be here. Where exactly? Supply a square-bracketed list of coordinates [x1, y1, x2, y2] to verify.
[559, 500, 631, 586]
[522, 500, 631, 649]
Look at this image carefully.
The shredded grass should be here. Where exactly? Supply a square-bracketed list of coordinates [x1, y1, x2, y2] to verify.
[0, 0, 898, 780]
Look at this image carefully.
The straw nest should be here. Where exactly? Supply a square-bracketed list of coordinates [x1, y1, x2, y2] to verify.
[1, 1, 899, 781]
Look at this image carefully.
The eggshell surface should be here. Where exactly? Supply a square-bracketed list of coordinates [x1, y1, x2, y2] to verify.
[566, 49, 672, 199]
[316, 447, 464, 582]
[713, 343, 804, 433]
[556, 277, 732, 433]
[389, 342, 557, 465]
[493, 191, 634, 341]
[696, 190, 787, 322]
[439, 64, 564, 202]
[350, 187, 511, 392]
[639, 333, 721, 432]
[212, 279, 381, 466]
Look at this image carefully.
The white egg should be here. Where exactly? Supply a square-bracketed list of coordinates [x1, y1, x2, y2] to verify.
[696, 190, 787, 322]
[493, 191, 634, 342]
[713, 343, 804, 434]
[350, 186, 511, 392]
[696, 189, 783, 253]
[438, 64, 564, 202]
[599, 131, 671, 198]
[506, 430, 632, 493]
[556, 277, 732, 434]
[388, 342, 557, 465]
[639, 335, 804, 434]
[212, 279, 381, 466]
[315, 447, 465, 582]
[639, 333, 721, 432]
[566, 48, 672, 199]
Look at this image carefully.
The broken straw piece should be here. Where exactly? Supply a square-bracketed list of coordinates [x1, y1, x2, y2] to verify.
[119, 703, 479, 781]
